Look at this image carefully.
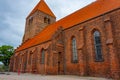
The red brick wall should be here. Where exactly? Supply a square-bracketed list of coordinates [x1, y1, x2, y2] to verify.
[64, 9, 120, 78]
[111, 9, 120, 66]
[10, 8, 120, 79]
[23, 11, 56, 42]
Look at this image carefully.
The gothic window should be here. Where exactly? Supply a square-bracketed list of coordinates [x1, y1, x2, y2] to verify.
[72, 37, 78, 63]
[44, 17, 47, 23]
[48, 18, 50, 24]
[93, 31, 103, 61]
[44, 17, 50, 24]
[41, 49, 45, 64]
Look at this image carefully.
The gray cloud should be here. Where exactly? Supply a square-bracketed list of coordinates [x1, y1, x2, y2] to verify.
[46, 0, 96, 20]
[0, 0, 95, 48]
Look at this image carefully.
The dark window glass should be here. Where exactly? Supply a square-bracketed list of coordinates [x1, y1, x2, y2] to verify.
[94, 31, 103, 61]
[41, 49, 45, 64]
[72, 37, 78, 62]
[44, 17, 47, 23]
[48, 18, 50, 24]
[44, 17, 50, 24]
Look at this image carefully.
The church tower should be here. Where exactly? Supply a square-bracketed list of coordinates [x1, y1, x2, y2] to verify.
[23, 0, 56, 42]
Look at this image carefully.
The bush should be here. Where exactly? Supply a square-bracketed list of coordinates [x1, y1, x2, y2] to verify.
[0, 65, 4, 72]
[0, 65, 9, 72]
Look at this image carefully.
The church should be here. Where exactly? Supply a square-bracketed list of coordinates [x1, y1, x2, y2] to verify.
[10, 0, 120, 79]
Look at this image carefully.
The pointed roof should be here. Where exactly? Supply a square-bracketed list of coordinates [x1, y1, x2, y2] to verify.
[16, 0, 120, 52]
[27, 0, 56, 18]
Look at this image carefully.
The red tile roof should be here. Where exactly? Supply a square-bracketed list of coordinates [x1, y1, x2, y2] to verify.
[16, 0, 120, 52]
[27, 0, 56, 18]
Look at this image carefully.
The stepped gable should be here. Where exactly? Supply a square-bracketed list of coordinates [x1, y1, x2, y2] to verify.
[16, 0, 120, 52]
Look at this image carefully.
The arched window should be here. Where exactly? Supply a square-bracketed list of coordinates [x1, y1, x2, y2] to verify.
[41, 49, 45, 64]
[72, 37, 78, 62]
[44, 17, 50, 24]
[93, 31, 103, 61]
[44, 17, 47, 23]
[48, 18, 50, 24]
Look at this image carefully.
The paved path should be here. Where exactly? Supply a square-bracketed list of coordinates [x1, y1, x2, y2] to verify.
[0, 72, 112, 80]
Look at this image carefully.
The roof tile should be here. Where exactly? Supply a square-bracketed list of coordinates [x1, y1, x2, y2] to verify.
[16, 0, 120, 52]
[27, 0, 56, 18]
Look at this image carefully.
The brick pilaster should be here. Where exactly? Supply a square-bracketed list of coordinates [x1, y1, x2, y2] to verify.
[104, 16, 120, 79]
[78, 26, 86, 76]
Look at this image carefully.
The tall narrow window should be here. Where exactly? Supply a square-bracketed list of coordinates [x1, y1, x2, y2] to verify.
[44, 17, 47, 23]
[93, 31, 103, 61]
[72, 37, 78, 63]
[48, 18, 50, 24]
[41, 49, 45, 64]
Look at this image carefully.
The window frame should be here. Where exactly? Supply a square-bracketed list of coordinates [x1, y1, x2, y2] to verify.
[41, 49, 45, 64]
[44, 17, 50, 24]
[93, 31, 103, 62]
[71, 37, 78, 63]
[48, 18, 50, 24]
[44, 17, 47, 23]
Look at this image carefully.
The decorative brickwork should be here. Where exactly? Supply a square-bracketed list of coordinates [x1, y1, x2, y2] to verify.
[10, 0, 120, 79]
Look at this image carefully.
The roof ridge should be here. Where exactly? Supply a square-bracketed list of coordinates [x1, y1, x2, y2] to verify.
[27, 0, 56, 18]
[16, 0, 120, 52]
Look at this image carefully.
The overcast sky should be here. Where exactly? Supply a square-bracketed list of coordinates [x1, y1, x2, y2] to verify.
[0, 0, 96, 48]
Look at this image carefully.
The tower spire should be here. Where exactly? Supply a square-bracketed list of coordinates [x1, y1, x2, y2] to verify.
[27, 0, 56, 18]
[23, 0, 56, 42]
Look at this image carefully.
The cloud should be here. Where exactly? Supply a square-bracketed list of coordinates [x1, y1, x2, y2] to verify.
[46, 0, 96, 20]
[0, 0, 39, 48]
[0, 0, 95, 48]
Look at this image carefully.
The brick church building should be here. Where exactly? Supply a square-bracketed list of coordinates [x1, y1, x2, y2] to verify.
[10, 0, 120, 79]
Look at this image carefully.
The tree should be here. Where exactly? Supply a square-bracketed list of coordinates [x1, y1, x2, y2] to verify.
[0, 45, 14, 66]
